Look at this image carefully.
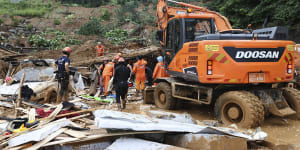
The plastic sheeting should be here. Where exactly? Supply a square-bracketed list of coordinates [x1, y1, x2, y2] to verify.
[8, 118, 71, 147]
[13, 67, 55, 82]
[0, 82, 45, 95]
[93, 110, 267, 141]
[75, 74, 85, 91]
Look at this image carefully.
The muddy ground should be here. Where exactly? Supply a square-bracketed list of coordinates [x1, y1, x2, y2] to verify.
[160, 102, 300, 147]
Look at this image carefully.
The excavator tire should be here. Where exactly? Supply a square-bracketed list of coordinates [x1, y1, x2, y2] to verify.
[154, 82, 176, 110]
[282, 87, 300, 119]
[214, 91, 264, 128]
[241, 91, 265, 123]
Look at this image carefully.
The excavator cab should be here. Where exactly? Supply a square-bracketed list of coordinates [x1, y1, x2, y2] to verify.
[185, 18, 215, 41]
[162, 18, 216, 66]
[157, 18, 216, 43]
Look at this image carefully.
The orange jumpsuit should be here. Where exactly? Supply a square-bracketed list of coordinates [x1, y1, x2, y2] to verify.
[153, 62, 169, 86]
[96, 45, 104, 56]
[102, 62, 114, 94]
[133, 59, 147, 90]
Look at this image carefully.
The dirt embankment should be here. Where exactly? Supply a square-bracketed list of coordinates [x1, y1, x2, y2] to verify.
[30, 39, 146, 66]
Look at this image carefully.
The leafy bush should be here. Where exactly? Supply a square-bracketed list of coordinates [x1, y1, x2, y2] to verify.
[58, 0, 107, 7]
[25, 24, 33, 30]
[78, 18, 104, 35]
[0, 18, 4, 24]
[29, 34, 57, 48]
[105, 29, 128, 45]
[100, 8, 111, 21]
[114, 1, 139, 25]
[204, 0, 300, 41]
[66, 39, 82, 45]
[29, 31, 81, 50]
[0, 0, 52, 17]
[65, 14, 76, 24]
[54, 19, 61, 25]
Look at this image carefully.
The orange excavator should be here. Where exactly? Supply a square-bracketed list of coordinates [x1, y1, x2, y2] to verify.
[294, 44, 300, 88]
[149, 0, 300, 128]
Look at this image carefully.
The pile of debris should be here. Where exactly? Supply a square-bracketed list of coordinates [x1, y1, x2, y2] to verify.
[0, 54, 278, 150]
[0, 90, 271, 150]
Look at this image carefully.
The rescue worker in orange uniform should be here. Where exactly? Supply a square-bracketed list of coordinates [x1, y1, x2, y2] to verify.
[98, 57, 109, 94]
[153, 56, 169, 86]
[95, 42, 104, 57]
[102, 59, 114, 96]
[133, 55, 147, 96]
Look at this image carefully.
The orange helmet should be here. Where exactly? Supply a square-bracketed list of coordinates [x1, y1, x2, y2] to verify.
[118, 57, 125, 62]
[62, 47, 71, 54]
[114, 55, 120, 60]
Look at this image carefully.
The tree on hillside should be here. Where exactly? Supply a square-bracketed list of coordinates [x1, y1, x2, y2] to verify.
[204, 0, 300, 42]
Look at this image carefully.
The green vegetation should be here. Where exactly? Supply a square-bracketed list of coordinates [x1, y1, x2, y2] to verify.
[29, 30, 81, 50]
[65, 14, 76, 24]
[100, 8, 111, 21]
[105, 0, 156, 45]
[78, 18, 104, 35]
[204, 0, 300, 41]
[0, 18, 4, 25]
[105, 29, 128, 45]
[58, 0, 106, 7]
[25, 24, 33, 31]
[54, 19, 61, 25]
[10, 16, 20, 27]
[0, 0, 52, 17]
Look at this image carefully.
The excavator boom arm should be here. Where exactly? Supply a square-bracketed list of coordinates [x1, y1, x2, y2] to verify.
[157, 0, 232, 32]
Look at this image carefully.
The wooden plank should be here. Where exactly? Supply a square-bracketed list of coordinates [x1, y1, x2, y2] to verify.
[0, 135, 11, 141]
[78, 118, 95, 125]
[69, 122, 83, 128]
[63, 129, 88, 138]
[16, 73, 25, 107]
[4, 143, 32, 150]
[69, 114, 90, 121]
[42, 138, 79, 147]
[38, 104, 63, 127]
[23, 128, 66, 150]
[55, 108, 97, 118]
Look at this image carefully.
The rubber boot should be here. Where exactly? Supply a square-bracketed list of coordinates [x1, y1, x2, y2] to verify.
[135, 90, 139, 97]
[56, 94, 62, 104]
[117, 103, 121, 111]
[122, 99, 126, 109]
[63, 91, 69, 102]
[141, 90, 145, 97]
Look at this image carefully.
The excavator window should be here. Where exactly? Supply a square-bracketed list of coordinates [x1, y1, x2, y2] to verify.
[174, 20, 181, 53]
[165, 19, 183, 53]
[166, 21, 173, 49]
[184, 18, 213, 42]
[165, 19, 183, 66]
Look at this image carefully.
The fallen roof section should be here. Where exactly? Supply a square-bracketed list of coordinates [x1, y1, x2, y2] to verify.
[93, 110, 267, 141]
